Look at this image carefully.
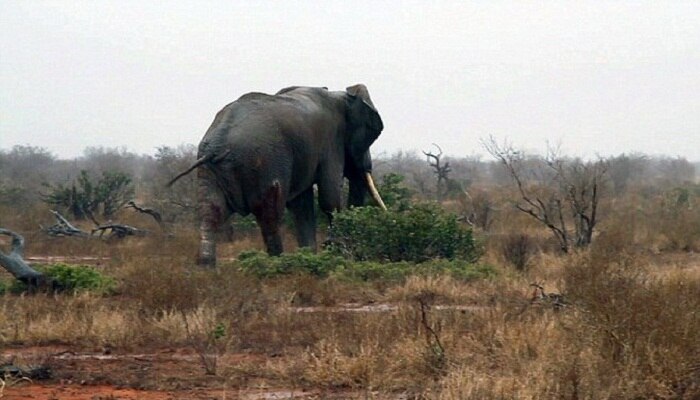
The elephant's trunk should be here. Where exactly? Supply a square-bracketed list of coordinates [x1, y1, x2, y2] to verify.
[365, 173, 387, 211]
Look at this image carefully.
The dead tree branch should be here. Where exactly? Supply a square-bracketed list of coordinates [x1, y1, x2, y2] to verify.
[44, 210, 89, 237]
[125, 201, 163, 226]
[0, 228, 47, 288]
[42, 210, 148, 240]
[92, 223, 146, 239]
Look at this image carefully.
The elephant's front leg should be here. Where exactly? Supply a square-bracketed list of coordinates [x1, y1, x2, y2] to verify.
[253, 180, 286, 256]
[317, 171, 344, 224]
[287, 187, 317, 250]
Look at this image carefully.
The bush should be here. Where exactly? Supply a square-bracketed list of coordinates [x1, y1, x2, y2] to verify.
[563, 252, 700, 397]
[326, 203, 481, 263]
[235, 249, 495, 283]
[42, 263, 115, 293]
[499, 233, 537, 271]
[378, 173, 412, 211]
[41, 169, 134, 220]
[237, 249, 347, 278]
[1, 263, 115, 294]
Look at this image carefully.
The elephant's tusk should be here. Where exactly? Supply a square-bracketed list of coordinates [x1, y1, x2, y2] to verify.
[365, 173, 387, 211]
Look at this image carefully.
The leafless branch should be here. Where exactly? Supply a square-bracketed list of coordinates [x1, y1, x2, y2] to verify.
[126, 201, 163, 225]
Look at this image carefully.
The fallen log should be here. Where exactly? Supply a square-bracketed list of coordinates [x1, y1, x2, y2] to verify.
[92, 223, 146, 239]
[0, 228, 47, 288]
[43, 210, 89, 237]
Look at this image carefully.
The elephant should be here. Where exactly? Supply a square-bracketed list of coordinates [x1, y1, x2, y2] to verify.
[169, 84, 387, 266]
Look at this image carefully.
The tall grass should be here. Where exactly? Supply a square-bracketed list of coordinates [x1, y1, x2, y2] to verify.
[1, 191, 699, 398]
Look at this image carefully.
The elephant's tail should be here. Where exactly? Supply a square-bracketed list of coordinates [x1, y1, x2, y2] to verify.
[166, 154, 214, 187]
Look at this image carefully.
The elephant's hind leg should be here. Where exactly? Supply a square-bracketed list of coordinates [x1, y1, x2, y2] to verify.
[197, 167, 231, 267]
[253, 180, 285, 256]
[287, 187, 317, 250]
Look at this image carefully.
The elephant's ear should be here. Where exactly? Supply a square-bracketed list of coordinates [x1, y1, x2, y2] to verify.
[346, 84, 383, 133]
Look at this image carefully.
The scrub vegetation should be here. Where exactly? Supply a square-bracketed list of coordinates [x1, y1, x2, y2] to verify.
[1, 145, 699, 399]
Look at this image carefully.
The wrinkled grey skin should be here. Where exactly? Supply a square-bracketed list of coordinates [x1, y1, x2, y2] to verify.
[171, 84, 384, 266]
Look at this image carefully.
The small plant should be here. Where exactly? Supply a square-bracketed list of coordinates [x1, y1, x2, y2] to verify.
[415, 291, 447, 375]
[327, 203, 481, 263]
[180, 307, 231, 376]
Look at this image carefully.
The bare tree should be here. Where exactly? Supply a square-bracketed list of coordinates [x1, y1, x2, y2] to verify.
[483, 136, 607, 252]
[423, 143, 452, 201]
[547, 150, 607, 248]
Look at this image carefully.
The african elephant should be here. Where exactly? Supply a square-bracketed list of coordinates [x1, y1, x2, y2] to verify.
[169, 84, 386, 266]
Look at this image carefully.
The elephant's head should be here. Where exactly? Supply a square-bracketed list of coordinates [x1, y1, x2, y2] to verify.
[344, 84, 386, 209]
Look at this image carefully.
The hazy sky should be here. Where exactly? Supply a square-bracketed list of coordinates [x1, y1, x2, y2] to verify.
[1, 1, 699, 160]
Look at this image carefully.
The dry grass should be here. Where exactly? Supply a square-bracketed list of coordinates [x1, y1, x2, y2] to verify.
[1, 201, 700, 399]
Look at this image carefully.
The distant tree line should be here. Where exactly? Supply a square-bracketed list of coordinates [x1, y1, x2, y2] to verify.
[1, 143, 698, 244]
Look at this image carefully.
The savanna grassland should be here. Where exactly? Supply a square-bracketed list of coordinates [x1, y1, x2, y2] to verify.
[0, 146, 699, 399]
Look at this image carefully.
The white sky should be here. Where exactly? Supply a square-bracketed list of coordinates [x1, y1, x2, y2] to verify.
[1, 1, 699, 160]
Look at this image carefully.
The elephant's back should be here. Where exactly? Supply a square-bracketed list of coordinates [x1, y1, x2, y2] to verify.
[215, 92, 305, 126]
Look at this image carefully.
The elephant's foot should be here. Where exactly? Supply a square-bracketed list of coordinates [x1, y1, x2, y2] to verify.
[264, 234, 283, 256]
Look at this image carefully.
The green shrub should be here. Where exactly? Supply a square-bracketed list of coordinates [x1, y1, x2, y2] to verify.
[237, 249, 347, 278]
[1, 263, 114, 294]
[235, 249, 494, 283]
[326, 203, 481, 263]
[41, 169, 133, 220]
[0, 279, 9, 295]
[378, 173, 412, 211]
[43, 263, 114, 292]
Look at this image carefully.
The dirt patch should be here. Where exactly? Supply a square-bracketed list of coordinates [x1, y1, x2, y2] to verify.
[3, 385, 181, 400]
[2, 385, 327, 400]
[1, 346, 362, 399]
